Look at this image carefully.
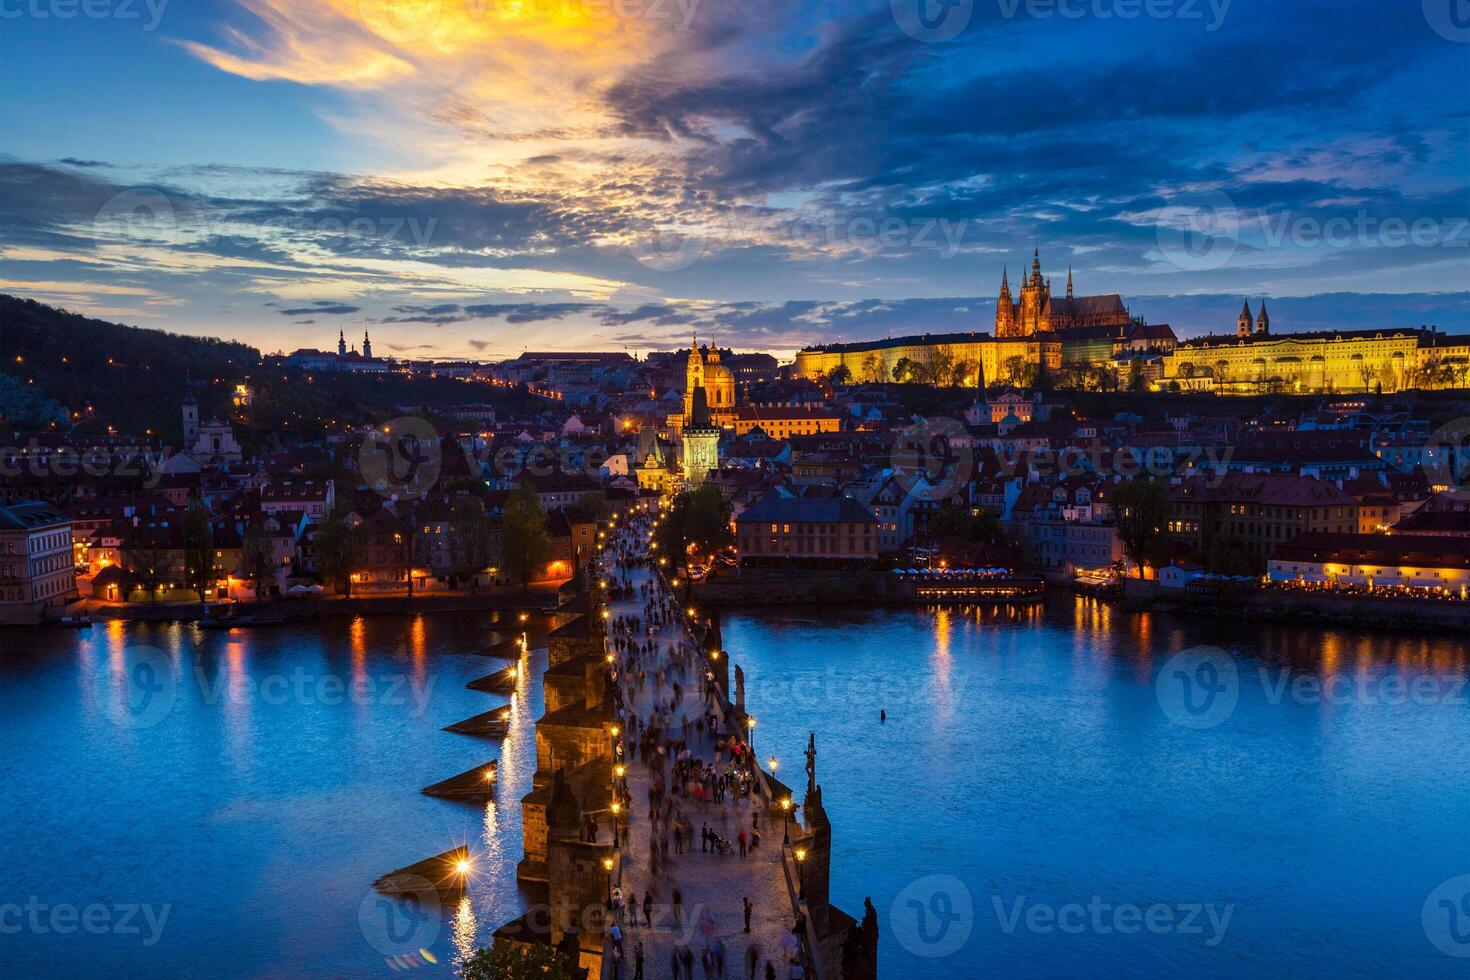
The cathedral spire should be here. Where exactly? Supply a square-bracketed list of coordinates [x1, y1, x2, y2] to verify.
[1066, 266, 1073, 299]
[1000, 264, 1009, 292]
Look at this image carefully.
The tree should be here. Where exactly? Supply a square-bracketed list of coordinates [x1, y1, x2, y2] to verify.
[925, 505, 1006, 545]
[180, 500, 215, 603]
[574, 490, 612, 523]
[448, 497, 497, 593]
[121, 525, 167, 602]
[860, 352, 883, 384]
[655, 484, 733, 593]
[828, 364, 853, 385]
[892, 357, 914, 384]
[314, 501, 358, 597]
[241, 522, 276, 599]
[502, 481, 553, 590]
[929, 346, 956, 387]
[1003, 355, 1028, 387]
[1111, 478, 1172, 579]
[460, 942, 572, 980]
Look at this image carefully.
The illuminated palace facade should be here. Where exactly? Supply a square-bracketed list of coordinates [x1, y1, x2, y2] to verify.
[1161, 304, 1470, 394]
[795, 250, 1133, 382]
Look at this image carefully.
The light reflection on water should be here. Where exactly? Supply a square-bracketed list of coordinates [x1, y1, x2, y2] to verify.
[0, 610, 548, 979]
[722, 596, 1470, 980]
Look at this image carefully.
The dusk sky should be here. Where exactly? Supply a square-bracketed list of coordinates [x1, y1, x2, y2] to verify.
[2, 0, 1467, 359]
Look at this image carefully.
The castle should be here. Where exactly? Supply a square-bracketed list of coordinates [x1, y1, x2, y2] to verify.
[994, 249, 1133, 337]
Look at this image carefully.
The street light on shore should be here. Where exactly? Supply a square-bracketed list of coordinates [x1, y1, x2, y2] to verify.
[794, 847, 806, 900]
[781, 798, 793, 844]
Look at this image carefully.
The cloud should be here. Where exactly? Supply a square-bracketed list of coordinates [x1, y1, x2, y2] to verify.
[278, 300, 361, 315]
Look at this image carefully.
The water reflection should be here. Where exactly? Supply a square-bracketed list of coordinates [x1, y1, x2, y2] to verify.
[724, 598, 1470, 980]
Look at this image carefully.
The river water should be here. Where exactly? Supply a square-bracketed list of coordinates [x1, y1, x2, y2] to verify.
[2, 598, 1469, 977]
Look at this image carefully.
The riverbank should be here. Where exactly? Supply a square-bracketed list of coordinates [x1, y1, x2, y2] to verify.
[1117, 579, 1470, 632]
[76, 587, 563, 624]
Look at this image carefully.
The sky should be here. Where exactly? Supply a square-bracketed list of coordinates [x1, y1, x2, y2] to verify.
[1, 0, 1468, 360]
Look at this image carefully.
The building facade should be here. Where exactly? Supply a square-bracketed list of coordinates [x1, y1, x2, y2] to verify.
[0, 502, 78, 624]
[735, 493, 880, 562]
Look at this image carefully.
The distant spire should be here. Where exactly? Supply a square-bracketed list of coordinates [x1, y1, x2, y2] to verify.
[1241, 298, 1252, 317]
[1256, 300, 1270, 335]
[1066, 266, 1073, 299]
[1000, 264, 1009, 291]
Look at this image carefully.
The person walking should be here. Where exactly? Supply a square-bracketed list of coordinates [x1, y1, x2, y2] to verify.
[743, 896, 753, 933]
[643, 891, 653, 930]
[633, 940, 645, 980]
[673, 887, 684, 927]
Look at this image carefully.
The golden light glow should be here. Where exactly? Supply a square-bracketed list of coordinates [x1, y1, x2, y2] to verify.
[454, 858, 471, 875]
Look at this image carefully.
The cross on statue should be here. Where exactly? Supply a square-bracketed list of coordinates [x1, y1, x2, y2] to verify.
[805, 731, 817, 794]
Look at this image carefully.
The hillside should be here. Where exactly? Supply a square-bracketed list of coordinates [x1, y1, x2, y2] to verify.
[0, 295, 547, 446]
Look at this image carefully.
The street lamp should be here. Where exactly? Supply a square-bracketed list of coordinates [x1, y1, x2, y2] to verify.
[602, 857, 614, 902]
[781, 798, 793, 844]
[794, 847, 807, 900]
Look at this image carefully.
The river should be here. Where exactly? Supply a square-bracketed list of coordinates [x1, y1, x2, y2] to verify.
[2, 598, 1468, 977]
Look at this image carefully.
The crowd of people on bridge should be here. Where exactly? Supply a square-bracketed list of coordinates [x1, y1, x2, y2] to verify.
[596, 510, 812, 980]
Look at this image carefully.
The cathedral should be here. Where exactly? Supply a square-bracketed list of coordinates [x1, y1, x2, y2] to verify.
[671, 334, 737, 433]
[995, 249, 1133, 337]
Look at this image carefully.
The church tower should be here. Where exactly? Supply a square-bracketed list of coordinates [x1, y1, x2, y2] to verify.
[682, 332, 705, 423]
[681, 386, 720, 487]
[338, 329, 346, 357]
[1238, 300, 1254, 339]
[1066, 266, 1073, 299]
[362, 330, 373, 359]
[1255, 301, 1270, 336]
[995, 266, 1016, 337]
[182, 390, 199, 448]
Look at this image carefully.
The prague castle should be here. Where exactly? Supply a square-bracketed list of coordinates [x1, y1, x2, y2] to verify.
[1161, 304, 1470, 394]
[995, 248, 1133, 337]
